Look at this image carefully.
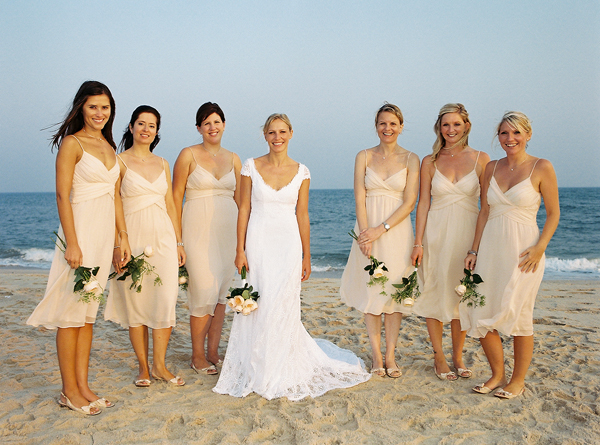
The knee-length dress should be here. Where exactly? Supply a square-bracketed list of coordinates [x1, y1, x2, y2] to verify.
[27, 137, 119, 329]
[182, 148, 237, 317]
[413, 153, 480, 322]
[213, 159, 370, 401]
[460, 160, 544, 338]
[340, 152, 415, 315]
[105, 157, 178, 329]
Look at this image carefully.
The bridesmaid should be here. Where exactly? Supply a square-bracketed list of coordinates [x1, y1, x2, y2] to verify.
[340, 103, 420, 378]
[105, 106, 186, 387]
[411, 104, 490, 381]
[173, 102, 241, 375]
[27, 81, 128, 415]
[461, 111, 559, 398]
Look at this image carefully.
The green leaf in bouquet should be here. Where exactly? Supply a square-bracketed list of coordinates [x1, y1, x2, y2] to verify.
[472, 274, 483, 284]
[92, 267, 100, 276]
[241, 265, 247, 280]
[74, 280, 84, 292]
[463, 268, 471, 276]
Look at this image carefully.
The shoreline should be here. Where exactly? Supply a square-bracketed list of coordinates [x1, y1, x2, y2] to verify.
[0, 270, 599, 443]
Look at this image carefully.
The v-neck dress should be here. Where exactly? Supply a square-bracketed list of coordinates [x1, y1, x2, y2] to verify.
[214, 158, 370, 400]
[413, 156, 481, 322]
[182, 149, 238, 317]
[28, 136, 119, 329]
[340, 154, 415, 315]
[460, 160, 544, 338]
[105, 157, 178, 329]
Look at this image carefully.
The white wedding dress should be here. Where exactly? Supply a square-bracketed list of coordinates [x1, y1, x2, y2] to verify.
[213, 159, 370, 401]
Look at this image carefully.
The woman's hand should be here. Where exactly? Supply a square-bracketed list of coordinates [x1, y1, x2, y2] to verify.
[357, 226, 385, 246]
[301, 256, 311, 282]
[465, 253, 477, 271]
[64, 243, 83, 269]
[118, 239, 131, 271]
[235, 251, 249, 274]
[410, 246, 423, 267]
[519, 244, 545, 273]
[177, 246, 186, 267]
[358, 240, 372, 257]
[112, 246, 122, 273]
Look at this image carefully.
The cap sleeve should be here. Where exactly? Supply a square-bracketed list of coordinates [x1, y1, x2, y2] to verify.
[241, 158, 252, 177]
[301, 164, 311, 181]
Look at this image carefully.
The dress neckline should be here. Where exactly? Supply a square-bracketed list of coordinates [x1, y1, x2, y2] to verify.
[82, 150, 118, 172]
[194, 163, 234, 182]
[435, 168, 476, 185]
[492, 175, 532, 195]
[366, 166, 407, 182]
[125, 167, 165, 185]
[252, 158, 302, 192]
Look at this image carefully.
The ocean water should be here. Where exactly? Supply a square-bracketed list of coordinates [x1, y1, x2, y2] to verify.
[1, 189, 598, 280]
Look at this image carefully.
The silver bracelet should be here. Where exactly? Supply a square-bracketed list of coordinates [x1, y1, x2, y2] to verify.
[177, 242, 184, 247]
[468, 250, 478, 256]
[114, 245, 120, 249]
[118, 230, 128, 238]
[413, 244, 424, 248]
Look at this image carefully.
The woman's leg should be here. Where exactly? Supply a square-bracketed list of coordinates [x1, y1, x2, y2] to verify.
[503, 335, 533, 393]
[383, 312, 402, 369]
[190, 314, 213, 370]
[151, 327, 182, 383]
[73, 323, 102, 402]
[478, 330, 507, 389]
[206, 303, 226, 364]
[129, 325, 150, 381]
[56, 326, 95, 409]
[425, 318, 454, 379]
[450, 319, 469, 375]
[365, 313, 383, 373]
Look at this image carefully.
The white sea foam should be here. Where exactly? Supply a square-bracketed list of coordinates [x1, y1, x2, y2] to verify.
[545, 257, 600, 275]
[0, 248, 54, 269]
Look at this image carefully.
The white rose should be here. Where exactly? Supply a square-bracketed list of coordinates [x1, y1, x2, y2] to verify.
[143, 246, 154, 257]
[233, 295, 245, 307]
[403, 297, 414, 307]
[455, 284, 467, 296]
[178, 276, 188, 285]
[242, 299, 254, 308]
[373, 267, 385, 278]
[83, 280, 101, 294]
[241, 306, 253, 315]
[234, 305, 244, 312]
[227, 299, 236, 309]
[246, 300, 258, 312]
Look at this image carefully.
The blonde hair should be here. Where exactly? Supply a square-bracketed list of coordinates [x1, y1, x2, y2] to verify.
[262, 113, 292, 134]
[496, 111, 532, 136]
[375, 103, 404, 127]
[431, 103, 471, 162]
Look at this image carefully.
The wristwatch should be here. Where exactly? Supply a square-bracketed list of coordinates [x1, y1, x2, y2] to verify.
[383, 222, 390, 232]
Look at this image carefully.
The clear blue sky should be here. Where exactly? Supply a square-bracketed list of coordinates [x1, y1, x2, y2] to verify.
[1, 0, 598, 191]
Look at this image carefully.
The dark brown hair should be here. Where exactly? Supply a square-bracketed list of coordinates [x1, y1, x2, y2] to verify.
[119, 105, 161, 152]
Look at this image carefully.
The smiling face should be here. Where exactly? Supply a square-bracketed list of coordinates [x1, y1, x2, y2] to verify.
[498, 121, 531, 155]
[264, 118, 293, 153]
[198, 112, 225, 145]
[130, 112, 158, 146]
[440, 112, 470, 147]
[81, 94, 111, 132]
[376, 111, 403, 144]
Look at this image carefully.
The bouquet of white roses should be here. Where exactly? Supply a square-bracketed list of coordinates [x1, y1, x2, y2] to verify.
[53, 231, 104, 303]
[349, 229, 389, 295]
[456, 268, 485, 308]
[178, 265, 189, 291]
[109, 245, 162, 293]
[392, 264, 421, 307]
[227, 266, 259, 315]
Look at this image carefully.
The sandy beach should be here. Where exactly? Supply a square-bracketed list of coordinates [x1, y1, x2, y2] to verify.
[0, 267, 598, 444]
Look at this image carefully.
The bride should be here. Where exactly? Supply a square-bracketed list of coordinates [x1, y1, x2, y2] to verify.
[213, 113, 371, 401]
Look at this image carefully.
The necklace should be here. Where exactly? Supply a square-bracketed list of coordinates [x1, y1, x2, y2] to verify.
[379, 145, 397, 160]
[508, 155, 528, 171]
[83, 128, 105, 143]
[441, 144, 461, 157]
[202, 145, 221, 157]
[131, 152, 152, 162]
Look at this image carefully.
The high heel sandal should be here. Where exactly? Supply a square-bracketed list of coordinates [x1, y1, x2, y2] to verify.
[58, 392, 101, 416]
[434, 363, 457, 381]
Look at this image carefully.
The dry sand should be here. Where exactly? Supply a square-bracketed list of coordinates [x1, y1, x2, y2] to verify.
[0, 268, 599, 444]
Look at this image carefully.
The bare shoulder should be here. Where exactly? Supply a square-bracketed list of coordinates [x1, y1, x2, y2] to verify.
[477, 150, 491, 164]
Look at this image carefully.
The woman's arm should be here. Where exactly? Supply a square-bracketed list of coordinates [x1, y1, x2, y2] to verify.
[55, 136, 83, 269]
[465, 161, 494, 270]
[164, 160, 186, 267]
[353, 150, 371, 257]
[411, 155, 434, 267]
[234, 175, 252, 273]
[297, 177, 311, 282]
[518, 159, 559, 272]
[172, 147, 193, 224]
[358, 152, 420, 248]
[232, 153, 242, 208]
[113, 157, 131, 273]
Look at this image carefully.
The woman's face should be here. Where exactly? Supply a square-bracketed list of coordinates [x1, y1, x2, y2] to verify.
[198, 112, 225, 144]
[498, 121, 531, 155]
[81, 94, 111, 132]
[130, 112, 158, 146]
[440, 112, 469, 146]
[376, 111, 403, 144]
[264, 119, 293, 153]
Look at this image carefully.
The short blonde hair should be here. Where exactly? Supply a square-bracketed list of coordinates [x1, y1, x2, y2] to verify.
[375, 103, 404, 127]
[431, 103, 471, 162]
[496, 111, 532, 136]
[262, 113, 292, 134]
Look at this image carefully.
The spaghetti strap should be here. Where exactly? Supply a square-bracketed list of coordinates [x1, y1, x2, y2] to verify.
[161, 157, 166, 172]
[231, 152, 235, 169]
[491, 160, 499, 177]
[70, 135, 85, 153]
[188, 147, 199, 165]
[364, 149, 368, 169]
[529, 158, 541, 177]
[473, 151, 481, 170]
[117, 154, 129, 169]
